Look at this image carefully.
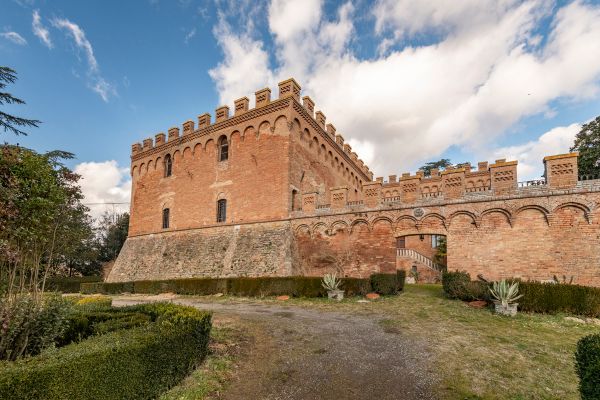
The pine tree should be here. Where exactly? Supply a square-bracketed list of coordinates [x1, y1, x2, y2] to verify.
[571, 116, 600, 178]
[419, 159, 452, 176]
[0, 66, 41, 135]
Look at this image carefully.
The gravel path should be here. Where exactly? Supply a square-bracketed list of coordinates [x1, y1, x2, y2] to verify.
[113, 297, 437, 400]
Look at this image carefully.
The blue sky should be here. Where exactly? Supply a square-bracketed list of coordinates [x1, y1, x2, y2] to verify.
[2, 0, 600, 214]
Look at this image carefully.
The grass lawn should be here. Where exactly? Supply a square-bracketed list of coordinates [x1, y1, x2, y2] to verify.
[153, 284, 596, 399]
[278, 284, 597, 400]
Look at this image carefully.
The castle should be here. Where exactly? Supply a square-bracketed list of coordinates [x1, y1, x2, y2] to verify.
[108, 78, 600, 286]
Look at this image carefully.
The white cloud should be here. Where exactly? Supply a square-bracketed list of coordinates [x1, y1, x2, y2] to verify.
[75, 161, 131, 220]
[184, 27, 196, 44]
[372, 0, 534, 39]
[32, 10, 52, 48]
[208, 0, 600, 177]
[489, 123, 580, 180]
[1, 31, 27, 45]
[208, 17, 274, 107]
[52, 17, 98, 72]
[90, 77, 118, 103]
[268, 0, 322, 42]
[52, 17, 117, 102]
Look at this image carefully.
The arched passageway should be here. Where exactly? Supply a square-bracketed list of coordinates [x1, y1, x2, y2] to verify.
[396, 234, 446, 283]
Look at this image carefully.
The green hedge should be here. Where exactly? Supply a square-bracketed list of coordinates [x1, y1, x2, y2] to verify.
[441, 271, 490, 301]
[442, 271, 600, 317]
[82, 276, 373, 298]
[81, 281, 134, 294]
[45, 276, 102, 293]
[0, 303, 212, 400]
[370, 274, 398, 295]
[576, 334, 600, 400]
[396, 270, 406, 292]
[59, 310, 151, 346]
[518, 282, 600, 317]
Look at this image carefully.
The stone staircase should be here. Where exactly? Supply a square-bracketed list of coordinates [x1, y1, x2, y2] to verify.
[396, 248, 446, 272]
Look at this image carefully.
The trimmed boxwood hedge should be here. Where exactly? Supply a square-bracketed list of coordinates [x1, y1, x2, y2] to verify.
[576, 334, 600, 400]
[0, 303, 212, 400]
[442, 271, 600, 317]
[82, 281, 134, 294]
[370, 274, 398, 295]
[82, 276, 374, 297]
[45, 276, 102, 293]
[518, 282, 600, 317]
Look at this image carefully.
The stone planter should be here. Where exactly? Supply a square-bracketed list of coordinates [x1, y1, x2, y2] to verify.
[327, 290, 344, 301]
[494, 301, 518, 316]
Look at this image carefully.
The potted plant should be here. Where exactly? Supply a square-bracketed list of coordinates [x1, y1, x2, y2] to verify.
[322, 273, 344, 301]
[489, 279, 523, 316]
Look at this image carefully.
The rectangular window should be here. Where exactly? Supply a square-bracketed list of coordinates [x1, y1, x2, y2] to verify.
[217, 199, 227, 222]
[432, 235, 440, 248]
[397, 236, 405, 249]
[162, 208, 170, 229]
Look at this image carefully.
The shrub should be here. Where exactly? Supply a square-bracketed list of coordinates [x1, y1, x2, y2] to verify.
[396, 270, 406, 292]
[370, 274, 398, 295]
[575, 334, 600, 400]
[341, 278, 372, 296]
[227, 277, 325, 297]
[83, 277, 372, 298]
[133, 280, 176, 294]
[518, 282, 600, 316]
[45, 276, 102, 293]
[442, 271, 490, 301]
[0, 294, 72, 361]
[0, 303, 212, 400]
[91, 313, 150, 335]
[58, 310, 148, 346]
[170, 278, 229, 295]
[442, 270, 470, 299]
[81, 281, 134, 294]
[75, 295, 112, 310]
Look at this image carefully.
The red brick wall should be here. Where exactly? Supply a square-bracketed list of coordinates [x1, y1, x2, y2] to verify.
[295, 219, 396, 277]
[293, 191, 600, 285]
[447, 205, 600, 285]
[288, 111, 367, 204]
[129, 117, 292, 236]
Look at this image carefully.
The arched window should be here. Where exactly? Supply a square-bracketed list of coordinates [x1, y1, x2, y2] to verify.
[216, 199, 227, 222]
[162, 208, 170, 229]
[218, 136, 228, 161]
[164, 154, 172, 177]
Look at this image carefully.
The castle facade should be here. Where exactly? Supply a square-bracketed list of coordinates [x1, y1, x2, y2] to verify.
[108, 78, 600, 286]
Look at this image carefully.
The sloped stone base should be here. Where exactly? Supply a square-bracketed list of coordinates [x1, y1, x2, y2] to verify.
[107, 221, 297, 282]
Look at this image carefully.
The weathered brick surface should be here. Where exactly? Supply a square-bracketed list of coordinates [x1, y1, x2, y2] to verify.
[110, 78, 600, 287]
[293, 189, 600, 285]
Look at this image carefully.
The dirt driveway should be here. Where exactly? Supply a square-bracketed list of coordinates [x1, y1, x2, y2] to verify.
[113, 296, 437, 400]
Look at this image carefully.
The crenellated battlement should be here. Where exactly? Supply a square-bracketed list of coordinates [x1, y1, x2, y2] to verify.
[129, 77, 372, 180]
[297, 152, 592, 214]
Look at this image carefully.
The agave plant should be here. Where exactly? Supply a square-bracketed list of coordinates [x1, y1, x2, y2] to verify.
[322, 273, 342, 291]
[489, 279, 523, 307]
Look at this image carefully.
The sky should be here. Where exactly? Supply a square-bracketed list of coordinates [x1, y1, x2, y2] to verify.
[2, 0, 600, 218]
